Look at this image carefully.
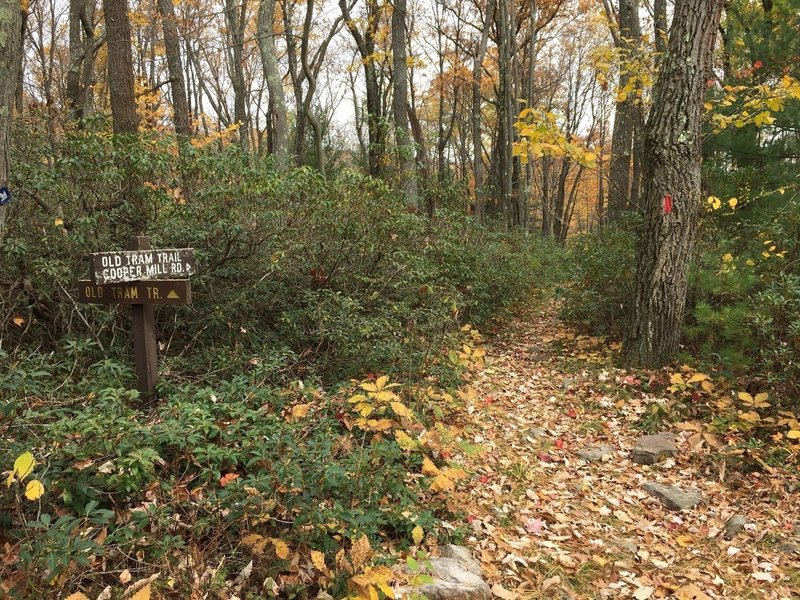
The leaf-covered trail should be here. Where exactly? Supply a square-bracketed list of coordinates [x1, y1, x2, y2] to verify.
[442, 304, 799, 599]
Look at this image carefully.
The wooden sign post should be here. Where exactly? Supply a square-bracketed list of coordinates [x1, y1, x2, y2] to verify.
[76, 236, 194, 400]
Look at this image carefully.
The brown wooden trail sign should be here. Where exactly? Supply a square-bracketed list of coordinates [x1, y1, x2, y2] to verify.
[78, 280, 191, 305]
[76, 236, 194, 400]
[90, 247, 195, 285]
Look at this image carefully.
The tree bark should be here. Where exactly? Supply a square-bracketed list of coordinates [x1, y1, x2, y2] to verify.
[0, 0, 23, 246]
[497, 0, 515, 227]
[340, 0, 385, 177]
[607, 0, 641, 220]
[103, 0, 139, 135]
[623, 0, 723, 367]
[471, 0, 494, 221]
[300, 0, 324, 175]
[224, 0, 249, 151]
[258, 0, 288, 157]
[391, 0, 418, 207]
[157, 0, 191, 139]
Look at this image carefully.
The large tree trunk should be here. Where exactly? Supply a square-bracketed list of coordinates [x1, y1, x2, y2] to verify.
[67, 0, 95, 121]
[391, 0, 418, 207]
[340, 0, 385, 177]
[258, 0, 288, 157]
[157, 0, 192, 139]
[606, 0, 641, 220]
[103, 0, 139, 135]
[224, 0, 249, 151]
[471, 0, 494, 221]
[0, 0, 23, 246]
[622, 0, 723, 367]
[497, 0, 515, 227]
[300, 0, 324, 175]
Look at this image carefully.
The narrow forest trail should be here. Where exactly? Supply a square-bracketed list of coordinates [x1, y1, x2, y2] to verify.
[439, 304, 799, 599]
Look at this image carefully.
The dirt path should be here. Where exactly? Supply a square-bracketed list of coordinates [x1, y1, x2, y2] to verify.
[442, 304, 799, 599]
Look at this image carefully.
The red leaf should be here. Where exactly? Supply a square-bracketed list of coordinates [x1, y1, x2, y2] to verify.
[566, 408, 578, 418]
[754, 60, 763, 69]
[664, 194, 673, 214]
[555, 438, 564, 449]
[219, 473, 239, 487]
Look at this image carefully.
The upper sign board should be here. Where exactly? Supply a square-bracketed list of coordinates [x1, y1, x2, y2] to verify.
[90, 248, 195, 284]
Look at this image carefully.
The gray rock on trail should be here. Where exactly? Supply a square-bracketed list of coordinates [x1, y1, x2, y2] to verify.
[723, 515, 748, 540]
[577, 445, 615, 462]
[643, 482, 703, 510]
[777, 541, 800, 556]
[396, 546, 491, 600]
[633, 433, 678, 465]
[440, 544, 483, 576]
[528, 427, 548, 439]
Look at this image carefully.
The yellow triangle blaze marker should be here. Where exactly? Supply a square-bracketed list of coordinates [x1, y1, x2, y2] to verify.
[167, 290, 179, 299]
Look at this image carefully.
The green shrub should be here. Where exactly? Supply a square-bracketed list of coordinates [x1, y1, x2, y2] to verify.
[559, 220, 637, 338]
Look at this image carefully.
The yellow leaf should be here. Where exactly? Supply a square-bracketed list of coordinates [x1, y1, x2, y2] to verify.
[348, 394, 368, 404]
[54, 218, 64, 226]
[129, 584, 151, 600]
[738, 392, 754, 403]
[366, 418, 393, 431]
[441, 467, 466, 480]
[377, 581, 396, 598]
[675, 534, 693, 547]
[64, 594, 90, 600]
[271, 538, 290, 560]
[687, 373, 708, 384]
[738, 411, 761, 423]
[390, 402, 413, 419]
[411, 525, 424, 545]
[787, 430, 800, 440]
[421, 457, 440, 477]
[291, 403, 311, 419]
[429, 473, 455, 492]
[241, 533, 268, 555]
[311, 550, 326, 571]
[675, 584, 711, 600]
[755, 392, 769, 404]
[12, 315, 25, 327]
[374, 390, 397, 402]
[669, 373, 685, 386]
[394, 430, 418, 451]
[375, 375, 389, 390]
[13, 452, 35, 481]
[701, 380, 715, 393]
[24, 479, 44, 500]
[350, 534, 373, 571]
[728, 197, 738, 209]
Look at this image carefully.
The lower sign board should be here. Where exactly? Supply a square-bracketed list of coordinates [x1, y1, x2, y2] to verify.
[77, 280, 192, 305]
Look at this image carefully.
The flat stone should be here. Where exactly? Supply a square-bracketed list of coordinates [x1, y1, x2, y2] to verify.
[633, 433, 678, 465]
[577, 445, 614, 462]
[643, 482, 703, 510]
[777, 541, 800, 556]
[439, 544, 483, 576]
[528, 427, 548, 439]
[397, 558, 491, 600]
[723, 515, 748, 540]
